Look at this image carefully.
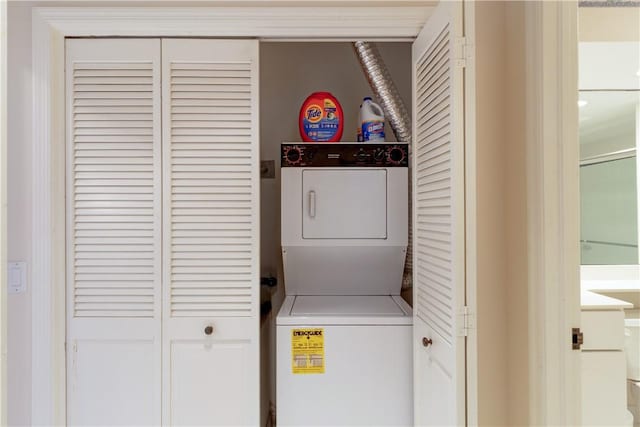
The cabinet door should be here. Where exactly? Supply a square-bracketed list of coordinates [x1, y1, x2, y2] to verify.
[412, 2, 467, 425]
[161, 39, 260, 426]
[66, 39, 162, 426]
[581, 351, 629, 425]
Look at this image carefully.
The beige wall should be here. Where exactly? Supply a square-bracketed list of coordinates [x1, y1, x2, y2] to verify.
[473, 2, 509, 425]
[473, 2, 530, 425]
[579, 7, 640, 42]
[505, 2, 529, 425]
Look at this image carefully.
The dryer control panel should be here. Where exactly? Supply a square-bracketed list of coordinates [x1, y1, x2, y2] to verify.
[281, 143, 408, 167]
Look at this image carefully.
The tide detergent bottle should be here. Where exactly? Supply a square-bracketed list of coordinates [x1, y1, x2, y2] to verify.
[299, 92, 344, 142]
[360, 97, 385, 142]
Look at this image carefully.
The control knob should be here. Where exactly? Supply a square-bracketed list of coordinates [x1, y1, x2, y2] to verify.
[284, 146, 302, 165]
[374, 148, 386, 162]
[356, 148, 368, 162]
[387, 145, 406, 165]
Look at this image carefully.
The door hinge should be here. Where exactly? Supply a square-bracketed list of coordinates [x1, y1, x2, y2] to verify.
[572, 328, 584, 350]
[458, 306, 474, 337]
[454, 37, 472, 68]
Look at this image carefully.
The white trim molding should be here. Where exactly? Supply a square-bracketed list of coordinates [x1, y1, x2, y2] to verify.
[29, 5, 435, 425]
[524, 1, 581, 425]
[1, 1, 8, 424]
[33, 6, 432, 39]
[31, 9, 67, 426]
[462, 1, 478, 426]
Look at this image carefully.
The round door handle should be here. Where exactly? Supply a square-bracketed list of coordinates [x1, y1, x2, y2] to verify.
[422, 337, 433, 347]
[204, 325, 214, 336]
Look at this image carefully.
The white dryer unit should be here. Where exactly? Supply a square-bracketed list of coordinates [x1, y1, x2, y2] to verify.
[280, 142, 409, 296]
[277, 143, 412, 426]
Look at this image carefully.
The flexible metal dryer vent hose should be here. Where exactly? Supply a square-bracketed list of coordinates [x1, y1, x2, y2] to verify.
[352, 41, 413, 290]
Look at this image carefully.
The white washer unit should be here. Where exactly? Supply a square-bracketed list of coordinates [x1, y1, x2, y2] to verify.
[277, 295, 412, 426]
[277, 142, 412, 426]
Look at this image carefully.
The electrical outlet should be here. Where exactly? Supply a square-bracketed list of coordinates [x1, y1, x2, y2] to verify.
[261, 160, 275, 179]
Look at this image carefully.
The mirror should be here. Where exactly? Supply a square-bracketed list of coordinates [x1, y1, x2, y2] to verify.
[580, 90, 640, 264]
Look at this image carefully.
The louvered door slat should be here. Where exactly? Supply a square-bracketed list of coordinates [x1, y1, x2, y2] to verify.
[414, 22, 455, 344]
[70, 61, 158, 318]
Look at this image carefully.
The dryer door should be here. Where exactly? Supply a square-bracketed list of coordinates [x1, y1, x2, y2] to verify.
[302, 169, 387, 239]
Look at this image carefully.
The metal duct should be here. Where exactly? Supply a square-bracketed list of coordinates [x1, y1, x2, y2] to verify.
[352, 42, 412, 143]
[352, 41, 413, 291]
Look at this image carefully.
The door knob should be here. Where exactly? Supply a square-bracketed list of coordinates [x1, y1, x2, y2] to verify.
[204, 325, 214, 336]
[422, 337, 433, 347]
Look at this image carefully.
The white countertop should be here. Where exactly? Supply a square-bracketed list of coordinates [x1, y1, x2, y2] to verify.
[582, 279, 640, 291]
[581, 280, 640, 307]
[580, 266, 640, 308]
[581, 289, 634, 310]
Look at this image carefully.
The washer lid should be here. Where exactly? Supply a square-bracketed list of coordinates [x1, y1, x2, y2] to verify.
[291, 295, 406, 317]
[276, 295, 413, 326]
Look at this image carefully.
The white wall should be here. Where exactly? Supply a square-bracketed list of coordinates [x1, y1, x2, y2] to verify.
[7, 3, 33, 425]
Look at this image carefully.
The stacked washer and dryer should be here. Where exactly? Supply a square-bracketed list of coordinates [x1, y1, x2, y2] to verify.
[276, 142, 413, 426]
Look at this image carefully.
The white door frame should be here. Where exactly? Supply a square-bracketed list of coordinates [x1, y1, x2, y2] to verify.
[0, 1, 7, 425]
[29, 2, 578, 426]
[524, 2, 581, 426]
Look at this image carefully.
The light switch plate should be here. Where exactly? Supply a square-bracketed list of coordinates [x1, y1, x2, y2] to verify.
[8, 261, 27, 294]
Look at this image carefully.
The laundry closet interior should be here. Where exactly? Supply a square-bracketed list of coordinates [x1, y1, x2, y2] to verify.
[64, 3, 468, 425]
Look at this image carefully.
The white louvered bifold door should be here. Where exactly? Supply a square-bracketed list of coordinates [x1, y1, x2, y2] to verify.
[412, 2, 467, 426]
[161, 39, 260, 426]
[65, 39, 162, 426]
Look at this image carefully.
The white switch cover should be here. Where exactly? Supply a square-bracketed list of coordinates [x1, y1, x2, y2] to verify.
[8, 262, 27, 294]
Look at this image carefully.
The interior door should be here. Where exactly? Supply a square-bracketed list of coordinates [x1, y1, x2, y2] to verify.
[161, 39, 260, 426]
[412, 2, 467, 425]
[65, 38, 162, 426]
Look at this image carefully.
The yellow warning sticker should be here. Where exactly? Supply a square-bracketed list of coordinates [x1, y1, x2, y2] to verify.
[291, 328, 325, 374]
